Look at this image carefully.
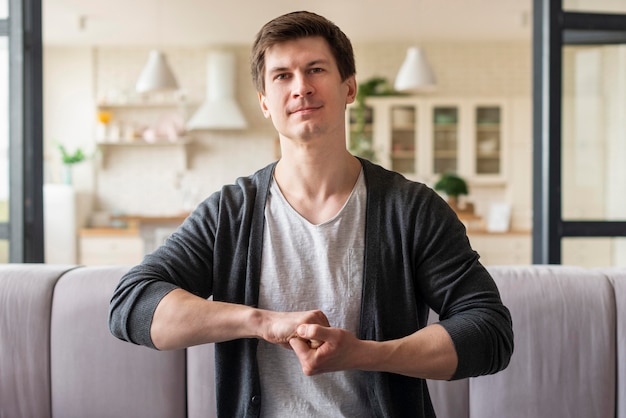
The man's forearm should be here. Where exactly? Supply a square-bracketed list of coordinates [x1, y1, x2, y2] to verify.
[150, 288, 261, 350]
[291, 322, 458, 380]
[362, 324, 458, 380]
[151, 288, 331, 351]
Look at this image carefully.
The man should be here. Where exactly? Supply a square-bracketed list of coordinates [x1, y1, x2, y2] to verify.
[109, 11, 513, 417]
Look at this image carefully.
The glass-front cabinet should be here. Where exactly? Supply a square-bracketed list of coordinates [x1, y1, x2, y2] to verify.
[474, 106, 502, 175]
[432, 106, 459, 175]
[390, 105, 417, 174]
[348, 97, 506, 185]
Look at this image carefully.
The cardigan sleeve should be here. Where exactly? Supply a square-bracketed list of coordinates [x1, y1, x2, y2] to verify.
[359, 159, 513, 380]
[108, 163, 273, 350]
[107, 196, 219, 348]
[413, 187, 514, 379]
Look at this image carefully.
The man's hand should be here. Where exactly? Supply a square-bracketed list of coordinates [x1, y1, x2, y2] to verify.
[288, 324, 366, 375]
[259, 309, 330, 348]
[289, 322, 459, 380]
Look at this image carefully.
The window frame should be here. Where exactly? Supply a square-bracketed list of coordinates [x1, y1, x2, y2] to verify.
[0, 0, 44, 262]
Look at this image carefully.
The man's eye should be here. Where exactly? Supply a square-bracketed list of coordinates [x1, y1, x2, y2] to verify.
[275, 73, 289, 80]
[310, 68, 324, 74]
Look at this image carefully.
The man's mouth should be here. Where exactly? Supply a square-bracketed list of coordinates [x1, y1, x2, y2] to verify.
[289, 104, 322, 115]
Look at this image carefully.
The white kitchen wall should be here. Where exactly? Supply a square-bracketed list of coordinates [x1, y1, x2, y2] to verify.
[44, 40, 531, 227]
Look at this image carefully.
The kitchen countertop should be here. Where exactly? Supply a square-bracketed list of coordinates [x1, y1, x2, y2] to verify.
[79, 227, 140, 237]
[109, 213, 190, 229]
[467, 229, 531, 236]
[111, 213, 189, 222]
[81, 213, 190, 237]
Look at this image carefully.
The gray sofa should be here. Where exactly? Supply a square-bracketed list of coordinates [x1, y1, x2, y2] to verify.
[1, 264, 624, 418]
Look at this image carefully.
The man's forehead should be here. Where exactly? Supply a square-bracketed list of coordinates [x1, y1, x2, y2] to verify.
[264, 37, 335, 69]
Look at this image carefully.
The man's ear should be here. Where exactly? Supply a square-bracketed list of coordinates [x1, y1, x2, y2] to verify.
[258, 92, 271, 119]
[345, 75, 357, 105]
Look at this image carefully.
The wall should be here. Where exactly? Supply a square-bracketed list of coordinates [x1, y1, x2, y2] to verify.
[43, 41, 532, 227]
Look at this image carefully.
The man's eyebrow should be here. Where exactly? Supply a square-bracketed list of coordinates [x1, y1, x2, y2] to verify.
[267, 59, 331, 74]
[267, 65, 289, 74]
[306, 59, 331, 68]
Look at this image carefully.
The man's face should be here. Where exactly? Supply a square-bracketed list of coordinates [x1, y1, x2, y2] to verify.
[258, 36, 356, 143]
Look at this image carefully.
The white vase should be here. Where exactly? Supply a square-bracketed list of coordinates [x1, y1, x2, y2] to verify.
[62, 165, 72, 185]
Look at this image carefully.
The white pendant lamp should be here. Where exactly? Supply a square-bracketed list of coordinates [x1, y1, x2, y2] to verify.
[394, 47, 436, 93]
[136, 49, 179, 93]
[187, 51, 247, 130]
[135, 0, 179, 93]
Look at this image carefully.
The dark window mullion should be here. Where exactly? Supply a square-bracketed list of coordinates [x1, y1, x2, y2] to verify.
[562, 222, 626, 237]
[563, 11, 626, 31]
[533, 0, 564, 264]
[8, 0, 43, 262]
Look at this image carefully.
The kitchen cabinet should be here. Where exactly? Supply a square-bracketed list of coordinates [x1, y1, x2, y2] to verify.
[467, 231, 531, 265]
[348, 97, 508, 185]
[79, 228, 144, 265]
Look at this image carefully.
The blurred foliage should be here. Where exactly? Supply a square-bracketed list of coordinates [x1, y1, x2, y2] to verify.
[349, 77, 400, 161]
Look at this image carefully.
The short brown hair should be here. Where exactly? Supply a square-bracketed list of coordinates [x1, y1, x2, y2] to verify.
[250, 11, 356, 94]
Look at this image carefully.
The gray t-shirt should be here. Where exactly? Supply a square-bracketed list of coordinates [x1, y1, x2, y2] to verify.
[257, 170, 370, 417]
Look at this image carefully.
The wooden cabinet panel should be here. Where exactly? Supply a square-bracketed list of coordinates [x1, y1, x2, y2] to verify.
[468, 233, 531, 265]
[79, 230, 144, 265]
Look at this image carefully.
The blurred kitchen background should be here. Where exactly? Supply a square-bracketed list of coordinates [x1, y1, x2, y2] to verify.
[32, 0, 624, 267]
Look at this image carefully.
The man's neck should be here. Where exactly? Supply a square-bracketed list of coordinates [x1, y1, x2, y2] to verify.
[273, 148, 362, 225]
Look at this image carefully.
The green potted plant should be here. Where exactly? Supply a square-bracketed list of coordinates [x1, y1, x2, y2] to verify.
[433, 172, 468, 210]
[58, 144, 85, 185]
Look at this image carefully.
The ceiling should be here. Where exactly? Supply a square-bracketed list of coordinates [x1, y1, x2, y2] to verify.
[43, 0, 532, 46]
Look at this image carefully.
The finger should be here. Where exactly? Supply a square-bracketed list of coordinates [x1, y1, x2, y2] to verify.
[297, 324, 328, 347]
[309, 339, 322, 349]
[312, 310, 331, 327]
[289, 337, 319, 376]
[289, 335, 321, 350]
[289, 336, 310, 353]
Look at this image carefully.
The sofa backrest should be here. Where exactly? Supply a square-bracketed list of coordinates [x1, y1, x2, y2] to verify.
[2, 264, 624, 418]
[0, 265, 69, 418]
[187, 343, 217, 418]
[428, 265, 618, 418]
[49, 266, 187, 418]
[0, 265, 188, 418]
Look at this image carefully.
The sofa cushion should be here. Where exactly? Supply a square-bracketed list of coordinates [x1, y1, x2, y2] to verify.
[50, 266, 187, 418]
[470, 265, 616, 418]
[0, 264, 74, 418]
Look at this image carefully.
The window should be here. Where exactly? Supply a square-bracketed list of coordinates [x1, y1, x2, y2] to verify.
[533, 0, 626, 265]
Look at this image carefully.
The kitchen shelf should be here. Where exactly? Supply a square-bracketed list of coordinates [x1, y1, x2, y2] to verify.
[98, 137, 191, 146]
[97, 137, 193, 169]
[97, 102, 193, 110]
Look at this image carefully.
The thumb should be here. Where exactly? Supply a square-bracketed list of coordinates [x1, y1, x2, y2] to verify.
[297, 324, 325, 348]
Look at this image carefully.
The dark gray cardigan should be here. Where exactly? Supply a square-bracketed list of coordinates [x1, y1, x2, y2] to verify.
[109, 158, 513, 418]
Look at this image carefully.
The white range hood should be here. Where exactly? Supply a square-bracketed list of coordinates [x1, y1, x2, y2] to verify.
[187, 51, 247, 130]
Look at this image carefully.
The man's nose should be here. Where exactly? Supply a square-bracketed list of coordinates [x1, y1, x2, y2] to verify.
[292, 74, 314, 97]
